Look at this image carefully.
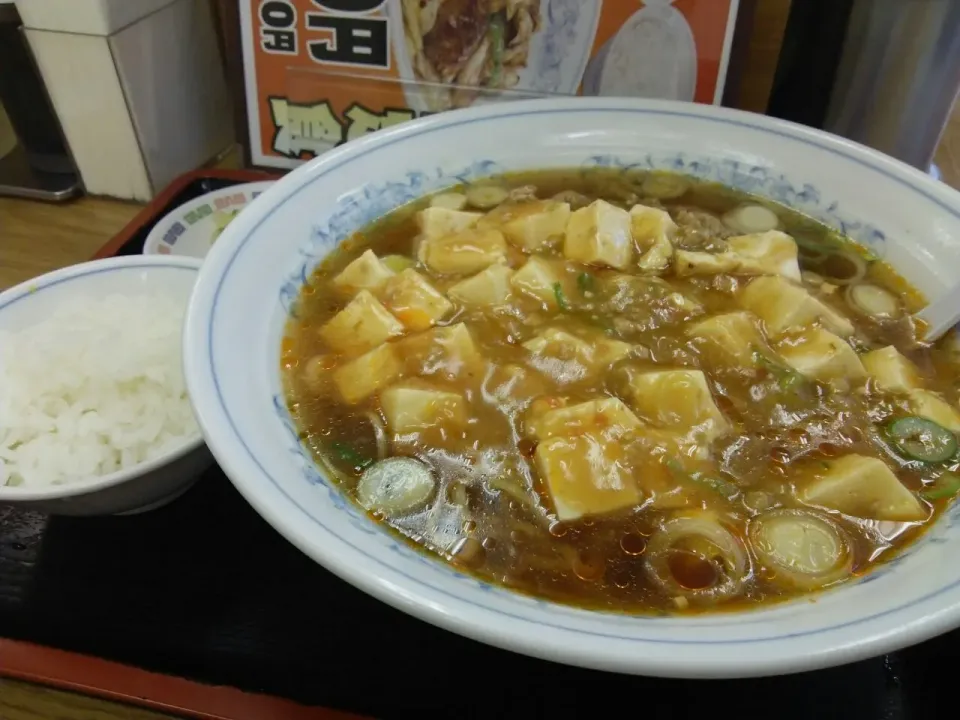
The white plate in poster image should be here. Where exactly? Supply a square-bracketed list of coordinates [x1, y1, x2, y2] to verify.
[388, 0, 603, 113]
[582, 0, 697, 102]
[142, 182, 275, 259]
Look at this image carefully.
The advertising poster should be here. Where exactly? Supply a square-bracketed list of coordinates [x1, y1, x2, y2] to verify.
[240, 0, 742, 169]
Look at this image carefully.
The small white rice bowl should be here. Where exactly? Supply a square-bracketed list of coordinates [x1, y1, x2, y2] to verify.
[0, 256, 212, 515]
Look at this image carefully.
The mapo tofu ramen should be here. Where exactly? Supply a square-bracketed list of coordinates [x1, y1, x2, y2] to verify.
[283, 169, 960, 614]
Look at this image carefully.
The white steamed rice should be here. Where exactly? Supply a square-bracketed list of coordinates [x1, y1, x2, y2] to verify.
[0, 292, 200, 488]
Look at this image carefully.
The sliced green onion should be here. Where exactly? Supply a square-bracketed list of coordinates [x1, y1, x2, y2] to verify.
[753, 351, 805, 391]
[722, 205, 779, 234]
[553, 282, 569, 311]
[577, 272, 595, 294]
[329, 441, 374, 471]
[817, 250, 868, 285]
[356, 458, 436, 516]
[886, 416, 958, 463]
[666, 460, 738, 498]
[921, 472, 960, 501]
[847, 283, 900, 319]
[465, 184, 508, 209]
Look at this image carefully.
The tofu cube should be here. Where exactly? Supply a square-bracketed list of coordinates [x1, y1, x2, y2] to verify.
[740, 276, 854, 336]
[523, 328, 631, 384]
[624, 369, 729, 442]
[726, 230, 801, 281]
[510, 257, 562, 308]
[674, 232, 800, 281]
[862, 346, 922, 393]
[332, 249, 395, 296]
[673, 249, 740, 277]
[488, 200, 571, 252]
[416, 207, 481, 240]
[419, 228, 508, 275]
[482, 363, 549, 411]
[398, 322, 483, 379]
[432, 322, 483, 370]
[523, 327, 592, 357]
[687, 311, 768, 365]
[799, 454, 925, 521]
[380, 383, 467, 434]
[563, 199, 634, 269]
[629, 204, 675, 272]
[593, 335, 634, 367]
[665, 291, 703, 315]
[775, 327, 866, 389]
[534, 433, 641, 521]
[332, 344, 402, 404]
[527, 397, 642, 442]
[447, 265, 515, 308]
[319, 290, 405, 356]
[380, 269, 453, 331]
[523, 329, 594, 384]
[907, 390, 960, 433]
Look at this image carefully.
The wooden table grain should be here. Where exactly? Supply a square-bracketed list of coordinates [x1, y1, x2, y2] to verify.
[0, 679, 179, 720]
[0, 196, 141, 290]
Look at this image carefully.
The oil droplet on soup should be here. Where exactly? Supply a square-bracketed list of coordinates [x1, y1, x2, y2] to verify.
[282, 167, 960, 615]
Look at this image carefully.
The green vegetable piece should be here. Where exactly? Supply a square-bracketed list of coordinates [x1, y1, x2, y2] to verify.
[577, 272, 595, 294]
[665, 459, 738, 498]
[886, 416, 958, 463]
[753, 350, 805, 392]
[488, 14, 505, 86]
[921, 472, 960, 501]
[553, 282, 569, 311]
[329, 441, 373, 471]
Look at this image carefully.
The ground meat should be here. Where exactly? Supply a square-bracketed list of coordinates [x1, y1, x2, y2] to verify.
[672, 207, 733, 251]
[507, 185, 538, 203]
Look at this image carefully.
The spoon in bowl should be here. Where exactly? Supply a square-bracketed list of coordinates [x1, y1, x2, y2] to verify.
[916, 283, 960, 341]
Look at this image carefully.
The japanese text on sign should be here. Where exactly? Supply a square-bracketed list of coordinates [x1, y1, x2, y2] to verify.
[258, 0, 390, 69]
[269, 98, 417, 156]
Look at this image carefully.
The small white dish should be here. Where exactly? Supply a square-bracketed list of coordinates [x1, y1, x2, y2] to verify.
[183, 97, 960, 678]
[142, 182, 275, 259]
[0, 255, 212, 516]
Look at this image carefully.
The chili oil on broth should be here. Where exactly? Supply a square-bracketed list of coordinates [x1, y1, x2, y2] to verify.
[281, 168, 960, 616]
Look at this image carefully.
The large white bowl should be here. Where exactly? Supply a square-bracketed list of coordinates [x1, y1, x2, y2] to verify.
[0, 255, 212, 515]
[183, 98, 960, 678]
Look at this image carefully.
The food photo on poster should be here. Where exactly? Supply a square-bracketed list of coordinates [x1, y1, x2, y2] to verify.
[240, 0, 740, 168]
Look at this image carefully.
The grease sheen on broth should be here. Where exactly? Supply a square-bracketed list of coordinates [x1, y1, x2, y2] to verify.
[282, 168, 960, 614]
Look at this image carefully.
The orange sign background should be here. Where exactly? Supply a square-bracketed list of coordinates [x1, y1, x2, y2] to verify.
[240, 0, 740, 169]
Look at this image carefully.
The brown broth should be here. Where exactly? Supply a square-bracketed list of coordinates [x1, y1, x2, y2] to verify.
[283, 168, 960, 615]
